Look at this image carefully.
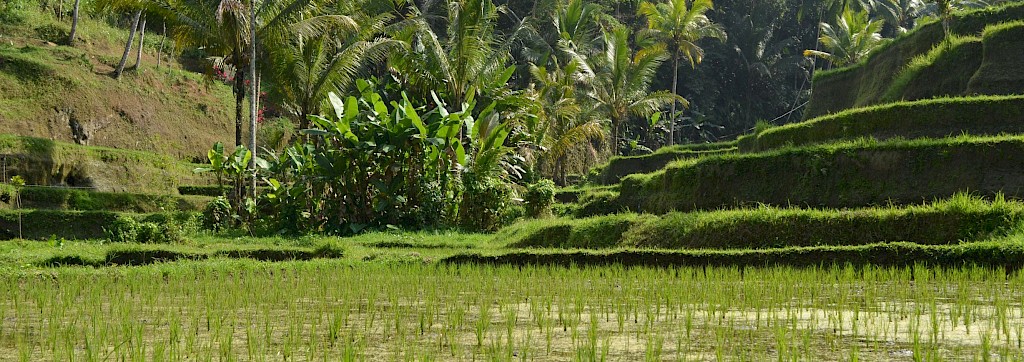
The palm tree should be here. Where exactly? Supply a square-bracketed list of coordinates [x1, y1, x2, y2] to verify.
[159, 0, 313, 147]
[529, 60, 605, 184]
[94, 0, 151, 77]
[585, 27, 682, 156]
[869, 0, 924, 35]
[267, 13, 402, 130]
[803, 8, 886, 66]
[390, 0, 537, 114]
[638, 0, 725, 146]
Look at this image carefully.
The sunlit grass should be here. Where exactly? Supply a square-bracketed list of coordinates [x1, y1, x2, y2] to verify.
[0, 262, 1022, 360]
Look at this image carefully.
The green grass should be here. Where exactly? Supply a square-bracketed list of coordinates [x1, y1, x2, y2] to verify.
[0, 209, 202, 240]
[967, 21, 1024, 95]
[0, 6, 237, 161]
[882, 36, 984, 101]
[500, 213, 647, 249]
[6, 186, 211, 212]
[738, 95, 1024, 152]
[612, 134, 1024, 214]
[499, 193, 1024, 250]
[444, 240, 1024, 270]
[805, 2, 1024, 118]
[0, 134, 214, 193]
[586, 144, 737, 185]
[2, 258, 1023, 359]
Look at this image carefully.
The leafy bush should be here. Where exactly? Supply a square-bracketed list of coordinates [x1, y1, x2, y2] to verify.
[202, 197, 232, 231]
[0, 0, 28, 24]
[136, 222, 161, 243]
[255, 80, 514, 234]
[34, 24, 69, 44]
[256, 118, 295, 154]
[105, 215, 140, 243]
[524, 180, 556, 218]
[178, 185, 229, 196]
[459, 173, 516, 232]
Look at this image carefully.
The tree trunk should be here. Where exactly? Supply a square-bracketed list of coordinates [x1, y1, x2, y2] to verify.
[669, 51, 679, 146]
[234, 65, 245, 148]
[67, 0, 80, 46]
[156, 23, 166, 69]
[612, 118, 619, 156]
[113, 9, 142, 79]
[133, 16, 146, 70]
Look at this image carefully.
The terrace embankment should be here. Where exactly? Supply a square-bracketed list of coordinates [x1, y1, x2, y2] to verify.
[603, 136, 1024, 214]
[804, 2, 1024, 118]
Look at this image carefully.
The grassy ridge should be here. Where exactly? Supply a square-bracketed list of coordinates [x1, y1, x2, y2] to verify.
[7, 186, 211, 212]
[882, 36, 983, 101]
[738, 95, 1024, 152]
[443, 241, 1024, 269]
[805, 2, 1024, 118]
[587, 144, 736, 185]
[41, 242, 346, 267]
[615, 135, 1024, 214]
[500, 194, 1023, 250]
[967, 21, 1024, 95]
[0, 134, 213, 193]
[0, 209, 200, 240]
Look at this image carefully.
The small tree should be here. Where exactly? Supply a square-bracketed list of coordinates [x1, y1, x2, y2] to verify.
[803, 9, 886, 67]
[9, 176, 24, 240]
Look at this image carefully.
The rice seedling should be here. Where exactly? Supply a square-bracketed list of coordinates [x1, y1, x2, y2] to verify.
[0, 261, 1022, 360]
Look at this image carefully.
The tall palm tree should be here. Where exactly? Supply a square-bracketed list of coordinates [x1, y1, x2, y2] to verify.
[391, 0, 508, 108]
[267, 13, 402, 129]
[529, 60, 605, 184]
[803, 8, 885, 66]
[638, 0, 725, 146]
[585, 27, 682, 156]
[159, 0, 313, 147]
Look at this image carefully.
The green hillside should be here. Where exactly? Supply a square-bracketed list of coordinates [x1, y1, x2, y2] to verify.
[804, 2, 1024, 118]
[0, 7, 235, 160]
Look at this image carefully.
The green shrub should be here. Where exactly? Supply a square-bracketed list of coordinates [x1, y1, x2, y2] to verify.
[136, 222, 161, 243]
[202, 197, 232, 231]
[459, 173, 516, 232]
[178, 185, 230, 196]
[105, 215, 140, 243]
[34, 23, 69, 44]
[524, 180, 556, 218]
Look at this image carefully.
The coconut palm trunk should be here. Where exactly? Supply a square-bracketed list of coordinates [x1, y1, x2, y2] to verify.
[233, 64, 245, 148]
[133, 15, 146, 69]
[67, 0, 80, 45]
[114, 9, 142, 79]
[156, 23, 165, 69]
[669, 50, 679, 146]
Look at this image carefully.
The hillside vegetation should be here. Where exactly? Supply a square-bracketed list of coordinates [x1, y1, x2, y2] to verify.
[0, 7, 235, 160]
[804, 2, 1024, 118]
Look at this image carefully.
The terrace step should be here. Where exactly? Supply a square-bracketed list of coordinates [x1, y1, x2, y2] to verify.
[601, 135, 1024, 214]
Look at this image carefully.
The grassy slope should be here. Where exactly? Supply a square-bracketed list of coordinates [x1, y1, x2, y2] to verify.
[0, 7, 235, 160]
[804, 2, 1024, 118]
[614, 135, 1024, 213]
[0, 134, 214, 192]
[738, 95, 1024, 152]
